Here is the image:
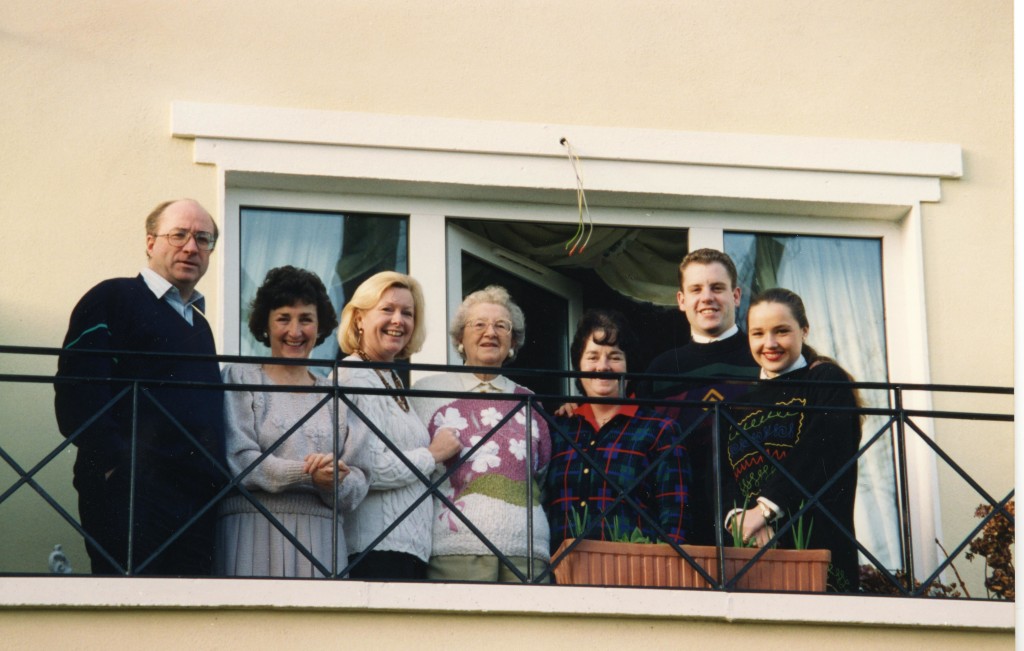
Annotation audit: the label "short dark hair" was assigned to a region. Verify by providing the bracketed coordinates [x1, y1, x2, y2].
[678, 248, 738, 290]
[569, 309, 638, 394]
[248, 266, 338, 347]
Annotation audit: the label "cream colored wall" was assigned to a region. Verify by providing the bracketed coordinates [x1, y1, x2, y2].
[0, 0, 1011, 609]
[0, 609, 1015, 650]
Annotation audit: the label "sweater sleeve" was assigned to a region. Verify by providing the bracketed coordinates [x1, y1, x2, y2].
[222, 365, 310, 493]
[322, 464, 369, 512]
[340, 368, 436, 491]
[314, 397, 370, 513]
[532, 402, 552, 477]
[54, 283, 129, 473]
[755, 364, 860, 517]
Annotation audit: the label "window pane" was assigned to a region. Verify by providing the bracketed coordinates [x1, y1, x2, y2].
[724, 232, 900, 569]
[461, 251, 571, 397]
[240, 208, 408, 372]
[448, 218, 689, 370]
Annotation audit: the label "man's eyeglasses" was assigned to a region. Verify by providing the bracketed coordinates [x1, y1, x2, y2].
[154, 229, 217, 251]
[465, 319, 513, 335]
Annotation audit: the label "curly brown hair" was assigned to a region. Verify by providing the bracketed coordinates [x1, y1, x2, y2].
[248, 266, 338, 347]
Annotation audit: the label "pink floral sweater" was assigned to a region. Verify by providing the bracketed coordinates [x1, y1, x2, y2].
[410, 372, 552, 560]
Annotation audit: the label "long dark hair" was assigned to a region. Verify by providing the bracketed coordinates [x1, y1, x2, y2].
[747, 288, 862, 408]
[748, 288, 823, 363]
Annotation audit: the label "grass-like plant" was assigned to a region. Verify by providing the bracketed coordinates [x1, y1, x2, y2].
[729, 502, 757, 548]
[603, 517, 653, 544]
[568, 503, 590, 540]
[603, 513, 624, 542]
[569, 508, 655, 544]
[791, 500, 814, 550]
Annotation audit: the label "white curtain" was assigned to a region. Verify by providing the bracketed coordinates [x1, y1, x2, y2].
[726, 232, 900, 569]
[239, 210, 347, 370]
[239, 209, 410, 375]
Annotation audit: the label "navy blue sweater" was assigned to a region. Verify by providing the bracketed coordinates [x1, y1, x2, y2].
[642, 332, 760, 545]
[54, 276, 225, 492]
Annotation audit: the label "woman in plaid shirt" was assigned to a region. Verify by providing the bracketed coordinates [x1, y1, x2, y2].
[545, 309, 692, 556]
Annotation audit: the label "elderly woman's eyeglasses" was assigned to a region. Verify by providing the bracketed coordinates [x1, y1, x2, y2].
[465, 319, 512, 335]
[154, 229, 217, 251]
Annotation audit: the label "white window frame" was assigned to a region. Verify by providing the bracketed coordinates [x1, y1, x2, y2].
[170, 101, 968, 610]
[444, 223, 583, 373]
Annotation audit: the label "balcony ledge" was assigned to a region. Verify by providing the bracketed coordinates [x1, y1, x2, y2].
[0, 577, 1011, 632]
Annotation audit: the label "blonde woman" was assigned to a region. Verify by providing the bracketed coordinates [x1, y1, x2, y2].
[337, 271, 461, 579]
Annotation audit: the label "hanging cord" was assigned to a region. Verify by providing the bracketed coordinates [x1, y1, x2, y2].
[560, 137, 593, 256]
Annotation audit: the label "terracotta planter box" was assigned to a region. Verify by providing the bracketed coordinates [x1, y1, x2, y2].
[721, 546, 831, 592]
[552, 539, 830, 592]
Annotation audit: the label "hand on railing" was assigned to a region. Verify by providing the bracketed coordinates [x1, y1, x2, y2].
[304, 453, 350, 489]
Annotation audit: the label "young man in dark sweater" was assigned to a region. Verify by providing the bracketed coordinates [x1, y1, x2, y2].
[645, 249, 759, 545]
[54, 198, 226, 575]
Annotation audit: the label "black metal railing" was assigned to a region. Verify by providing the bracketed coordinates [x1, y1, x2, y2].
[0, 344, 1013, 598]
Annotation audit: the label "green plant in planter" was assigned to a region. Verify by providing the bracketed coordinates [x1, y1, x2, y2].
[729, 502, 757, 548]
[603, 514, 626, 542]
[567, 507, 654, 544]
[604, 517, 653, 544]
[625, 528, 653, 544]
[791, 500, 815, 550]
[568, 503, 590, 540]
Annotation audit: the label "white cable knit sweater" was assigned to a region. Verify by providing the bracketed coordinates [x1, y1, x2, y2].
[337, 355, 437, 562]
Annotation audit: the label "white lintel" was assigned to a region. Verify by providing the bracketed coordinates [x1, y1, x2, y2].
[171, 101, 962, 179]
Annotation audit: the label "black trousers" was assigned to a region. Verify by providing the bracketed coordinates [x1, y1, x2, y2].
[347, 550, 427, 580]
[76, 466, 216, 576]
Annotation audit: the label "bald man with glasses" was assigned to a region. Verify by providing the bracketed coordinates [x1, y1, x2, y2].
[55, 199, 227, 575]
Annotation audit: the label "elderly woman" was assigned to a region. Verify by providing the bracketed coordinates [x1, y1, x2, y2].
[336, 271, 462, 580]
[217, 266, 368, 577]
[410, 285, 552, 582]
[546, 309, 691, 557]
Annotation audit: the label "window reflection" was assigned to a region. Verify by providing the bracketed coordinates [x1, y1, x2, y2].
[240, 208, 408, 372]
[725, 232, 900, 570]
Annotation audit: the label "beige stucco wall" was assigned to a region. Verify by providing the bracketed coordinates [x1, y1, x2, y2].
[0, 608, 1015, 651]
[0, 0, 1012, 638]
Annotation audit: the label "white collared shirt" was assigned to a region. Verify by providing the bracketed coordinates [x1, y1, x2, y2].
[690, 323, 739, 344]
[140, 267, 205, 326]
[760, 354, 808, 380]
[453, 370, 515, 394]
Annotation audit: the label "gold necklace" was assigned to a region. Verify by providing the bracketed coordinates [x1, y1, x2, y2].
[357, 350, 410, 412]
